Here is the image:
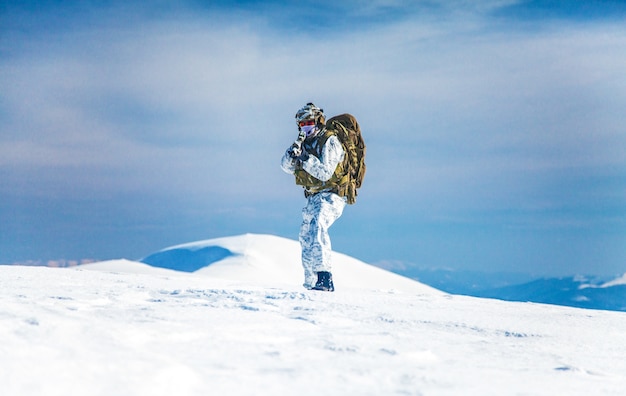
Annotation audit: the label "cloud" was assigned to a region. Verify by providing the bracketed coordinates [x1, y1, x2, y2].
[3, 6, 625, 198]
[1, 2, 625, 273]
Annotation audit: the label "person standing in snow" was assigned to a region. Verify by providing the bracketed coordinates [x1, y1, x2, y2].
[281, 103, 347, 292]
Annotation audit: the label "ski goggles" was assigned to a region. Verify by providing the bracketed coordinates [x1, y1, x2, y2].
[298, 120, 315, 127]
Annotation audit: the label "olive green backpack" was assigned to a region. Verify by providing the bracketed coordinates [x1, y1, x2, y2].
[326, 114, 366, 204]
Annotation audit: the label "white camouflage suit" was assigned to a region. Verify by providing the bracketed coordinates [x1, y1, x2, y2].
[281, 132, 347, 289]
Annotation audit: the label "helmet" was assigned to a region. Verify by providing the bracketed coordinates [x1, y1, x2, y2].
[295, 102, 325, 126]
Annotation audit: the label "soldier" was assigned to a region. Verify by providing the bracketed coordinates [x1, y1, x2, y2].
[281, 103, 347, 291]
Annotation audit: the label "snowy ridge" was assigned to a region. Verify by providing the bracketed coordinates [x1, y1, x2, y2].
[90, 234, 439, 294]
[600, 273, 626, 288]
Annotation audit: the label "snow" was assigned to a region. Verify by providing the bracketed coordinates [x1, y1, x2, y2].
[137, 233, 439, 294]
[2, 234, 626, 395]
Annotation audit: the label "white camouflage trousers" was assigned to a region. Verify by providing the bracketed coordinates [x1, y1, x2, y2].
[299, 191, 347, 289]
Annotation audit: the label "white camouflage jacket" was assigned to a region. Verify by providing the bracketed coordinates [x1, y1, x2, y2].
[281, 133, 345, 186]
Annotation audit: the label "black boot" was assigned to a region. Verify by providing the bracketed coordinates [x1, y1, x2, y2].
[312, 271, 334, 292]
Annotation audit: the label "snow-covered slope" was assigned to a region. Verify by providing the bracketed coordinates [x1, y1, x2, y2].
[103, 233, 439, 294]
[84, 258, 183, 276]
[2, 264, 626, 396]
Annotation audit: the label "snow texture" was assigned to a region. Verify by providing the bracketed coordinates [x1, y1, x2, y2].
[2, 234, 626, 396]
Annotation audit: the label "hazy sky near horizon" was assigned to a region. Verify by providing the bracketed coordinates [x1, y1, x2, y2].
[1, 0, 625, 276]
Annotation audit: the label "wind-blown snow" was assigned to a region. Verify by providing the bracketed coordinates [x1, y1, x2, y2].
[2, 234, 626, 395]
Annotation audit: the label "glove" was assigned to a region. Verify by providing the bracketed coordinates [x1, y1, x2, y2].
[288, 144, 302, 159]
[296, 149, 309, 162]
[287, 145, 309, 165]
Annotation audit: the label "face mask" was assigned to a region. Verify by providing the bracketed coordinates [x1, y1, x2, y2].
[301, 124, 317, 137]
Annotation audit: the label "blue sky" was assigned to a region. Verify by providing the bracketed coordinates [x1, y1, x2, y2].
[1, 0, 625, 276]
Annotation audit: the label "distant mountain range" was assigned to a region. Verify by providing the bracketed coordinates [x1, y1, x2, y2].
[395, 268, 626, 312]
